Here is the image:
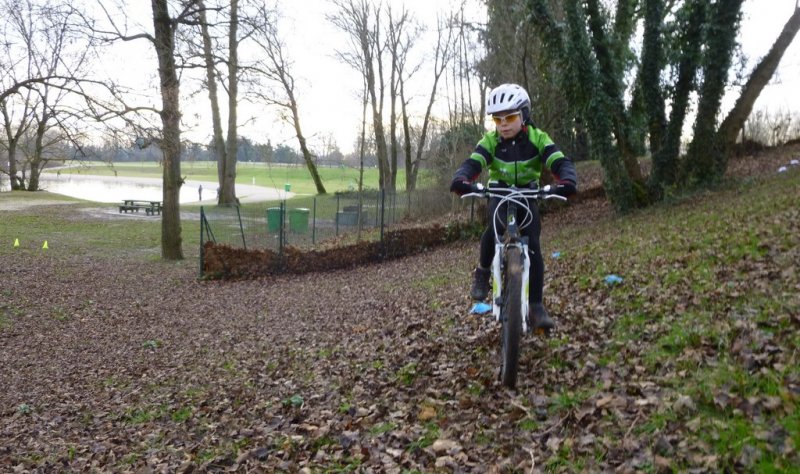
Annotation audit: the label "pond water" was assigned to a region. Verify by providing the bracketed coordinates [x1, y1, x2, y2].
[0, 173, 210, 204]
[0, 173, 286, 204]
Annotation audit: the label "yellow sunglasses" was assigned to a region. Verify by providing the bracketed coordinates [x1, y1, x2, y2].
[491, 111, 522, 125]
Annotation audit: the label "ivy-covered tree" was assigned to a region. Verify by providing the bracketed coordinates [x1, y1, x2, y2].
[646, 0, 708, 194]
[683, 0, 745, 185]
[528, 0, 637, 210]
[516, 0, 793, 209]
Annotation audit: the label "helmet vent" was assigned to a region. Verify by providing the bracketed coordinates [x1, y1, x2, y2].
[500, 93, 505, 102]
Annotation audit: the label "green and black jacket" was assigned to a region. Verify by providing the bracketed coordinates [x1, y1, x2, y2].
[452, 125, 577, 188]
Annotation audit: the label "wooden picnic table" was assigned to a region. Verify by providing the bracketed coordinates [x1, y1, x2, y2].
[119, 200, 162, 215]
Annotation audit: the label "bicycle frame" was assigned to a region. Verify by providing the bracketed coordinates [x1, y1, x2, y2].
[462, 184, 566, 387]
[464, 185, 566, 332]
[489, 188, 534, 333]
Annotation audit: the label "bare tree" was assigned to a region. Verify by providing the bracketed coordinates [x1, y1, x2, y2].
[91, 0, 206, 259]
[329, 0, 391, 191]
[0, 85, 34, 191]
[148, 0, 195, 259]
[245, 3, 326, 194]
[717, 2, 800, 151]
[385, 4, 414, 191]
[448, 5, 485, 131]
[196, 0, 230, 203]
[0, 0, 104, 191]
[401, 13, 455, 191]
[193, 0, 243, 205]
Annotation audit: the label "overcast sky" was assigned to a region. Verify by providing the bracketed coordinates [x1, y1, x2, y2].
[103, 0, 800, 155]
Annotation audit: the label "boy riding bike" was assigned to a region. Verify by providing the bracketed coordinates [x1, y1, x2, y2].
[450, 83, 577, 331]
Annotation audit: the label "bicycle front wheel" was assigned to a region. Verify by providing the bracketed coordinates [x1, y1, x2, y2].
[500, 246, 523, 389]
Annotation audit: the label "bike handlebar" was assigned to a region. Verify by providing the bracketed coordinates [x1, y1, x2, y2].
[461, 184, 567, 241]
[460, 184, 568, 202]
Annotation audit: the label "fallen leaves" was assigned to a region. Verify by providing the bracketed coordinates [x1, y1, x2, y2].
[2, 146, 800, 471]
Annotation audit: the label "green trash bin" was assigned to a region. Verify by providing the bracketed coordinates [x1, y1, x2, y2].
[267, 207, 283, 233]
[289, 208, 310, 233]
[284, 183, 291, 192]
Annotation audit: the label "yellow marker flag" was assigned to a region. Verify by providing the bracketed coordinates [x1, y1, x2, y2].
[14, 238, 20, 248]
[42, 240, 48, 250]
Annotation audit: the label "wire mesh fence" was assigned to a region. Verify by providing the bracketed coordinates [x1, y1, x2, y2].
[200, 188, 480, 256]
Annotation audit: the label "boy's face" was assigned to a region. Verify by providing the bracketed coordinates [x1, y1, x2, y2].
[492, 110, 523, 139]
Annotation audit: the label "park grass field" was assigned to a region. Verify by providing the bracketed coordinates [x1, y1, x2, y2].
[47, 160, 432, 195]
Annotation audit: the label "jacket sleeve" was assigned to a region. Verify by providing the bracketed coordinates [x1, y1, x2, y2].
[530, 127, 577, 186]
[550, 155, 577, 186]
[452, 156, 483, 184]
[452, 133, 495, 184]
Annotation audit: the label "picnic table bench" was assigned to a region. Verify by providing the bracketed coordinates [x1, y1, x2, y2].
[119, 200, 163, 216]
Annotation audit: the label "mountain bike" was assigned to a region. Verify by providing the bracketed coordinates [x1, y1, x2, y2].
[462, 184, 567, 388]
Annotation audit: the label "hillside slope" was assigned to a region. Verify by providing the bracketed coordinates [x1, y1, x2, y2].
[1, 148, 798, 472]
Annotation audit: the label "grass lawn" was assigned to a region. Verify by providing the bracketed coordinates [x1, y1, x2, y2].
[47, 161, 442, 195]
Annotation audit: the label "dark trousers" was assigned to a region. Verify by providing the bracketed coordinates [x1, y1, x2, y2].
[478, 197, 544, 304]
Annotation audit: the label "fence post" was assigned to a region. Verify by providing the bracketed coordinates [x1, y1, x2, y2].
[199, 206, 205, 278]
[380, 188, 386, 258]
[312, 197, 317, 245]
[236, 205, 246, 250]
[335, 194, 340, 236]
[391, 191, 397, 224]
[375, 190, 380, 227]
[279, 201, 285, 255]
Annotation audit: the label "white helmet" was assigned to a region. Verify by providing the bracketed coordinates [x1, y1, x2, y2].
[486, 83, 530, 115]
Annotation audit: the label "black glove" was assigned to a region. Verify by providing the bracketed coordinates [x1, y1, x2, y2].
[450, 179, 474, 196]
[554, 181, 577, 198]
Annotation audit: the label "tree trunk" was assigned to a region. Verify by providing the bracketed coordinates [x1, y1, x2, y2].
[26, 114, 47, 192]
[357, 83, 368, 241]
[399, 76, 412, 190]
[222, 0, 239, 205]
[4, 137, 22, 191]
[2, 103, 24, 190]
[649, 0, 706, 191]
[288, 92, 326, 194]
[198, 0, 227, 202]
[684, 0, 744, 185]
[564, 0, 636, 211]
[585, 0, 645, 186]
[389, 47, 399, 192]
[151, 0, 183, 260]
[368, 76, 390, 191]
[717, 5, 800, 150]
[640, 0, 667, 156]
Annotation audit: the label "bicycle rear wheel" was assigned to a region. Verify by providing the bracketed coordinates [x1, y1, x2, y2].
[500, 246, 523, 388]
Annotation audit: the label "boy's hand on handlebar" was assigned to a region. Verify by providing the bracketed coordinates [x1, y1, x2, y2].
[450, 179, 475, 196]
[554, 181, 577, 198]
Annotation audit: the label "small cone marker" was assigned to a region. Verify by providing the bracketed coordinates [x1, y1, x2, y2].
[13, 238, 20, 248]
[42, 240, 49, 250]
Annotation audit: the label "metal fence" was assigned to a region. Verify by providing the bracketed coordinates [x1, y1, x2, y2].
[200, 188, 479, 255]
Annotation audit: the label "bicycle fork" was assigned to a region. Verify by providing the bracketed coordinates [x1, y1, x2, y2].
[491, 241, 531, 332]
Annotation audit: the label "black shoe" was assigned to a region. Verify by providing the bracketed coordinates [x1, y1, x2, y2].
[531, 303, 554, 331]
[470, 267, 491, 301]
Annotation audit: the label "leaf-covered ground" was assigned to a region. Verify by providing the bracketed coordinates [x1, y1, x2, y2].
[1, 147, 799, 473]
